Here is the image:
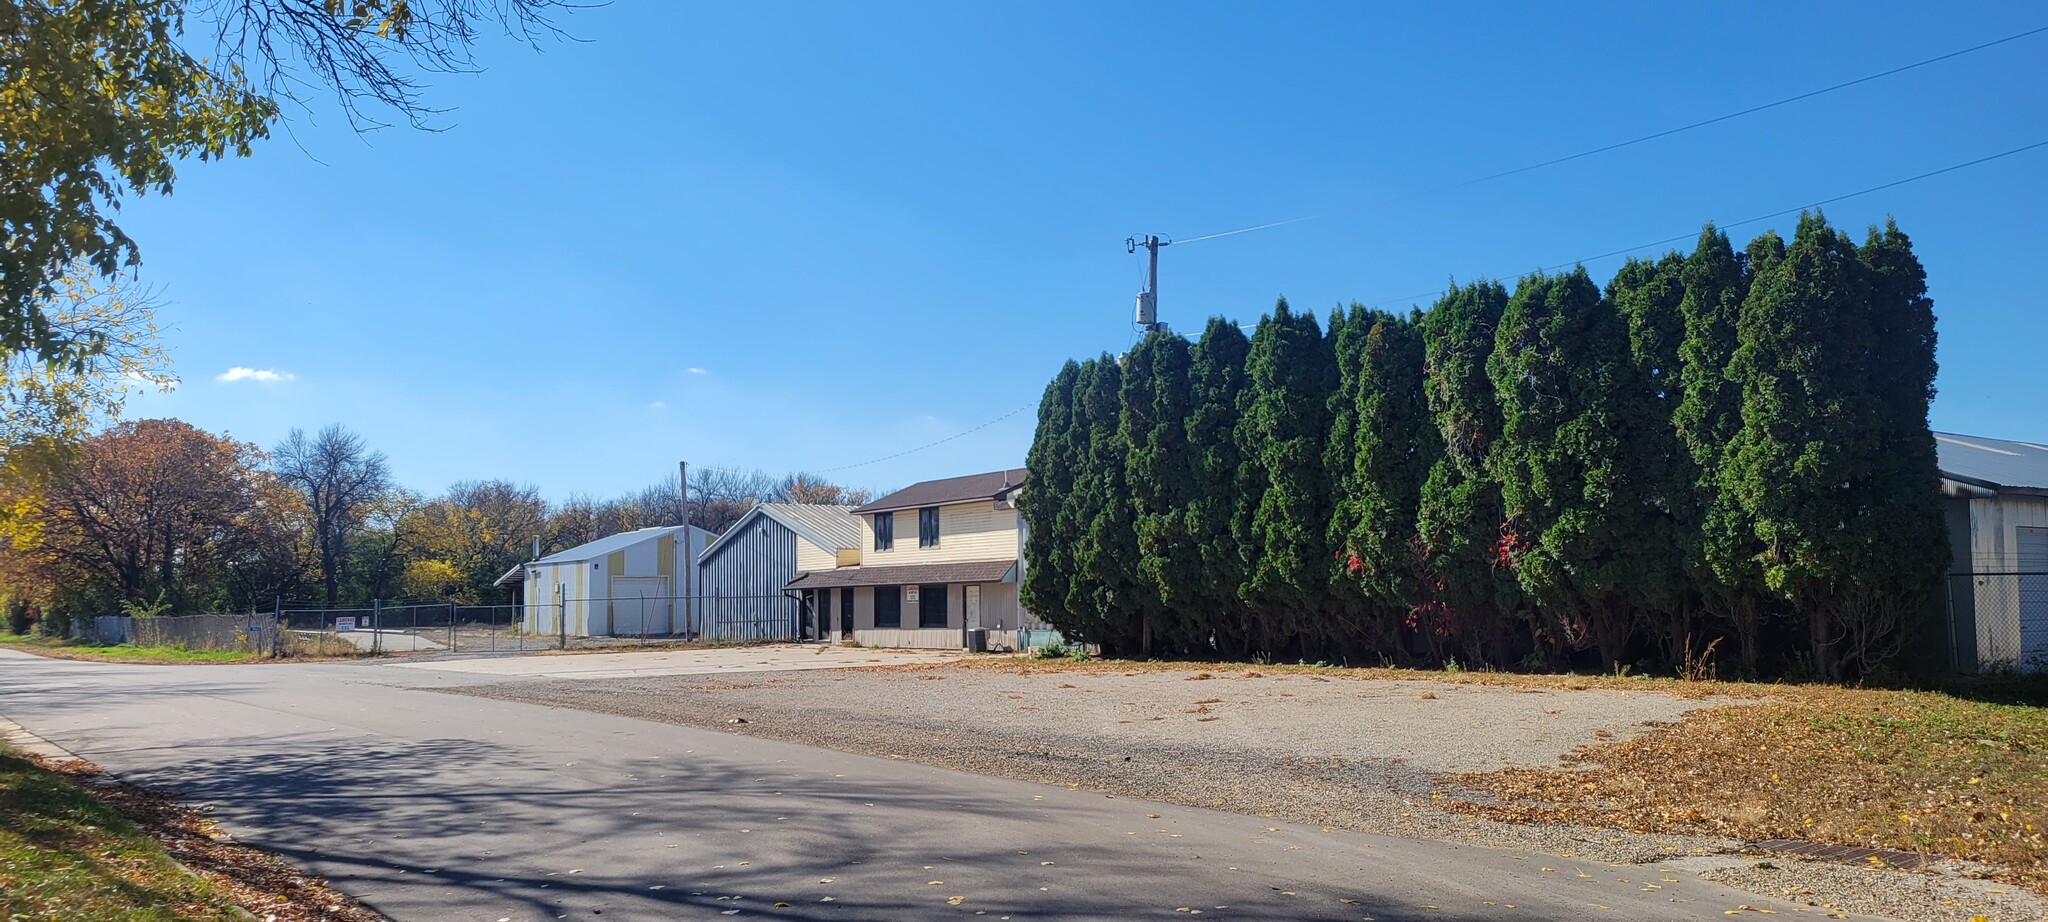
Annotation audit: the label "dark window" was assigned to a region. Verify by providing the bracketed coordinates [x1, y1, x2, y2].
[839, 587, 854, 636]
[918, 584, 948, 629]
[874, 512, 894, 551]
[918, 507, 940, 548]
[874, 586, 901, 628]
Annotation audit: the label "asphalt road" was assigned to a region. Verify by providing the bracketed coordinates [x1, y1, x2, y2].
[0, 649, 1879, 921]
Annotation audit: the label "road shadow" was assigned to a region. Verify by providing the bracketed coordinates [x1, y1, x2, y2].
[146, 735, 1435, 921]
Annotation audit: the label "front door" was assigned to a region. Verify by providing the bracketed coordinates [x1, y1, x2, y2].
[840, 587, 855, 639]
[816, 587, 832, 643]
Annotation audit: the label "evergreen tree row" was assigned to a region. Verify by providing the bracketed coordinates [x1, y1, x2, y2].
[1019, 213, 1947, 680]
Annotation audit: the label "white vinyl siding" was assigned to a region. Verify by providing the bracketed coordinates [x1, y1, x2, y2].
[861, 501, 1017, 566]
[795, 542, 839, 574]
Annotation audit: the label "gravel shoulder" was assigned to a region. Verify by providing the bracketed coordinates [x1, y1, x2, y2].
[446, 662, 2048, 922]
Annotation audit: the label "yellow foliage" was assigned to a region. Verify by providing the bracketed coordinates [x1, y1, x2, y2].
[1, 266, 175, 447]
[399, 559, 464, 600]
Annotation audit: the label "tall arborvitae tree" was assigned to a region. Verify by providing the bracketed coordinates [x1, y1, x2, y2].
[1673, 225, 1764, 674]
[1489, 268, 1663, 668]
[1702, 231, 1788, 674]
[1323, 305, 1375, 646]
[1120, 331, 1201, 656]
[1722, 213, 1879, 681]
[1607, 253, 1695, 666]
[1068, 355, 1142, 653]
[1185, 317, 1253, 656]
[1416, 281, 1520, 666]
[1020, 361, 1083, 626]
[1332, 308, 1435, 657]
[1237, 299, 1337, 658]
[1847, 219, 1947, 674]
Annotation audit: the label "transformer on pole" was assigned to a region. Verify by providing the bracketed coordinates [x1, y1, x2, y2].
[1127, 234, 1170, 334]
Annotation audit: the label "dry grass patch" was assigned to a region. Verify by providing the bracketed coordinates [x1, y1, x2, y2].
[0, 744, 244, 921]
[8, 748, 385, 921]
[0, 631, 362, 664]
[1436, 685, 2048, 891]
[934, 652, 1752, 698]
[1, 741, 383, 920]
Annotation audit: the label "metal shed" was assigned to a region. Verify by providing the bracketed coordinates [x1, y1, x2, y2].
[1937, 430, 2048, 672]
[695, 504, 860, 642]
[521, 525, 713, 638]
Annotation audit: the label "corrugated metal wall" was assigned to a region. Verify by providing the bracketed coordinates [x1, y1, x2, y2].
[696, 514, 800, 641]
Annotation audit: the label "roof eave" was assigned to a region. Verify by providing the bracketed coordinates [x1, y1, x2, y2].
[853, 494, 1007, 516]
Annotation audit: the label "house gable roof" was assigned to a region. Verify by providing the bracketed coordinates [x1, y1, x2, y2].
[697, 503, 860, 563]
[1936, 431, 2048, 493]
[853, 468, 1027, 515]
[530, 525, 712, 566]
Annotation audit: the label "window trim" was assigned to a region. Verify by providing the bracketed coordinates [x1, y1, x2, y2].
[873, 511, 894, 552]
[918, 506, 940, 548]
[874, 585, 902, 629]
[917, 584, 948, 629]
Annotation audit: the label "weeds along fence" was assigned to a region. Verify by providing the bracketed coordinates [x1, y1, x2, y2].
[1946, 573, 2048, 674]
[63, 593, 820, 656]
[72, 613, 280, 654]
[270, 593, 808, 652]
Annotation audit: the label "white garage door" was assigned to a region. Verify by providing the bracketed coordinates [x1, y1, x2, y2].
[610, 576, 669, 637]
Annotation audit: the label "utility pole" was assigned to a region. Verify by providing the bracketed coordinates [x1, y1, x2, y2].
[1127, 234, 1171, 334]
[679, 460, 693, 638]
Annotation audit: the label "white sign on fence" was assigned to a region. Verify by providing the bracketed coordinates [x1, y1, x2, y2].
[335, 616, 357, 633]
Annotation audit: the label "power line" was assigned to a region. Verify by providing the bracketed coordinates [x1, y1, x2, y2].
[808, 401, 1039, 474]
[1173, 216, 1317, 245]
[712, 139, 2045, 478]
[1360, 138, 2048, 307]
[1170, 24, 2048, 247]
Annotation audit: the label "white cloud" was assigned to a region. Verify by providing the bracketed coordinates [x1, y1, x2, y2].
[216, 366, 296, 384]
[124, 370, 178, 392]
[687, 367, 710, 376]
[648, 400, 667, 411]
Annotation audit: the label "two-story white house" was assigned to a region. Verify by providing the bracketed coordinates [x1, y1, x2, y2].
[785, 468, 1042, 650]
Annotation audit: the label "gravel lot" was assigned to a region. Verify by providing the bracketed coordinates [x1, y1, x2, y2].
[450, 662, 2048, 922]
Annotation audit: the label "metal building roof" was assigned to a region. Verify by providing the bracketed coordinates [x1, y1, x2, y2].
[1936, 431, 2048, 493]
[854, 469, 1027, 515]
[698, 503, 861, 563]
[530, 525, 712, 565]
[785, 559, 1016, 590]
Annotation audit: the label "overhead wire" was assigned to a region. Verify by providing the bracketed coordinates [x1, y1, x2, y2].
[704, 138, 2046, 478]
[727, 30, 2048, 479]
[1359, 138, 2048, 307]
[806, 401, 1039, 475]
[1166, 24, 2048, 247]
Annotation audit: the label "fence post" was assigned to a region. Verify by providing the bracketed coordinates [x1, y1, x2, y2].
[1945, 576, 1959, 674]
[557, 583, 567, 651]
[271, 594, 282, 659]
[372, 598, 383, 655]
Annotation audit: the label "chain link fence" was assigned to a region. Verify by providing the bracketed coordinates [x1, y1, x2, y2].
[57, 593, 817, 656]
[1945, 573, 2048, 673]
[70, 612, 280, 654]
[280, 601, 559, 653]
[530, 594, 802, 649]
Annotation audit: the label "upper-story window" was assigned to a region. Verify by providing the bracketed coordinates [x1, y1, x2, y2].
[873, 511, 894, 551]
[918, 507, 940, 548]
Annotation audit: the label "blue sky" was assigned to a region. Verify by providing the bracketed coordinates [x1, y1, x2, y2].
[116, 2, 2048, 499]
